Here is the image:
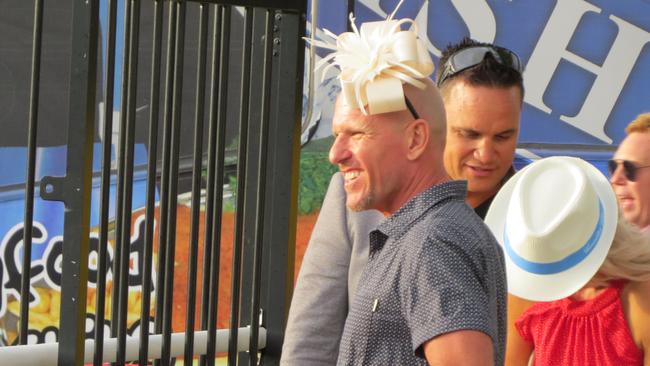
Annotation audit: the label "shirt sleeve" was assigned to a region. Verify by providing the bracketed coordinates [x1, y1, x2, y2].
[405, 235, 494, 355]
[280, 173, 354, 366]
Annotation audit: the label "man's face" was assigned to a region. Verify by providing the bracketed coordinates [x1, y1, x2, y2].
[443, 82, 521, 206]
[610, 132, 650, 228]
[329, 98, 409, 213]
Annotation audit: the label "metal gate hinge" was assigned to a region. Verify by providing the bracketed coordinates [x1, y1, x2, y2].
[40, 176, 68, 202]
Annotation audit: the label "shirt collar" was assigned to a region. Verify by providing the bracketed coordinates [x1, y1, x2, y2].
[375, 180, 468, 242]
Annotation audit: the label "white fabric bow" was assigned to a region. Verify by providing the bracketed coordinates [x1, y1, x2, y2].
[306, 6, 434, 115]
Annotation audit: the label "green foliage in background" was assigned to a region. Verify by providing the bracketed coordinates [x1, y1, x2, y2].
[223, 174, 238, 212]
[297, 151, 338, 214]
[224, 136, 337, 215]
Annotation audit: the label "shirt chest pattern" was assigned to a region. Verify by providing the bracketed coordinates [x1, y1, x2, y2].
[339, 227, 429, 365]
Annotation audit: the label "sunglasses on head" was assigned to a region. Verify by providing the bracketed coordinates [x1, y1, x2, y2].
[437, 45, 523, 87]
[404, 97, 419, 120]
[607, 159, 650, 181]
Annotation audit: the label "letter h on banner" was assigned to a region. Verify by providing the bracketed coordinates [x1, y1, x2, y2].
[524, 0, 650, 144]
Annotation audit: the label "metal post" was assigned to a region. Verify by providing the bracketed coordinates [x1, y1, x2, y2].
[347, 0, 354, 31]
[184, 3, 210, 365]
[139, 1, 165, 365]
[235, 6, 263, 364]
[20, 0, 44, 345]
[39, 0, 99, 364]
[154, 2, 179, 365]
[248, 9, 274, 365]
[228, 7, 254, 365]
[115, 0, 141, 363]
[200, 6, 230, 366]
[161, 2, 186, 364]
[258, 8, 305, 365]
[93, 0, 117, 363]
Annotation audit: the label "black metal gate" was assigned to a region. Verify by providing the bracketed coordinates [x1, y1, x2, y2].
[0, 0, 305, 365]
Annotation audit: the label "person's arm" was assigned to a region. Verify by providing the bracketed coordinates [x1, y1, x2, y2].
[625, 281, 650, 366]
[281, 173, 382, 365]
[423, 296, 535, 366]
[281, 173, 351, 366]
[423, 330, 493, 365]
[406, 228, 504, 365]
[506, 294, 535, 366]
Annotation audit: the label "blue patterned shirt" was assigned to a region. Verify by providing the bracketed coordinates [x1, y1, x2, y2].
[336, 181, 507, 365]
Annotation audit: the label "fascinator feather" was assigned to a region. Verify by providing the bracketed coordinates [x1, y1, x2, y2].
[306, 0, 434, 115]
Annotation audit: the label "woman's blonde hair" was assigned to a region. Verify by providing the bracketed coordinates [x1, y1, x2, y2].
[588, 217, 650, 287]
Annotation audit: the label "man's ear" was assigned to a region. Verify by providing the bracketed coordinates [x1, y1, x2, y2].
[406, 119, 430, 161]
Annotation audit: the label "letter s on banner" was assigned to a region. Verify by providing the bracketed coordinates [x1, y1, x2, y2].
[451, 0, 496, 43]
[358, 0, 496, 57]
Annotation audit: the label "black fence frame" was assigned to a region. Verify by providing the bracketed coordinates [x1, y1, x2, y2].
[13, 0, 305, 365]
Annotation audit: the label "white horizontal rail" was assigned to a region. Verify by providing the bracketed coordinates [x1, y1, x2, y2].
[0, 327, 266, 366]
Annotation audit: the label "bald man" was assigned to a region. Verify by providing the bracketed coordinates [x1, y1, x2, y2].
[327, 77, 506, 365]
[282, 38, 521, 366]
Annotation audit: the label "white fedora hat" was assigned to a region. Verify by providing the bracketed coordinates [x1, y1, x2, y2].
[485, 156, 618, 302]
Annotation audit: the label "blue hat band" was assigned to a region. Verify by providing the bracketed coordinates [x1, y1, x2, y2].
[503, 200, 604, 275]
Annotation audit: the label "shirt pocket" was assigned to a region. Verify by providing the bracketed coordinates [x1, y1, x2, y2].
[364, 298, 416, 365]
[369, 297, 402, 333]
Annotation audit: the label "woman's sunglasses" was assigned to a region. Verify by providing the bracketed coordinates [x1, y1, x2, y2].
[607, 159, 650, 181]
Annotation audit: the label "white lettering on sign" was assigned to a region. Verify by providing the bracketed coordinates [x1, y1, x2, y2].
[450, 0, 496, 43]
[524, 0, 650, 143]
[358, 0, 497, 57]
[0, 215, 155, 319]
[348, 0, 650, 143]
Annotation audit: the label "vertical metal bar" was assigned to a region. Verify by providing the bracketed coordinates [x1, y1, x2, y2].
[139, 0, 164, 364]
[198, 5, 222, 365]
[19, 0, 43, 345]
[115, 0, 140, 364]
[200, 6, 230, 366]
[228, 7, 254, 366]
[154, 3, 178, 365]
[237, 8, 265, 364]
[53, 0, 99, 364]
[237, 8, 269, 364]
[183, 3, 209, 365]
[110, 0, 133, 347]
[161, 2, 186, 364]
[346, 0, 354, 31]
[256, 9, 305, 365]
[248, 9, 274, 363]
[93, 0, 118, 363]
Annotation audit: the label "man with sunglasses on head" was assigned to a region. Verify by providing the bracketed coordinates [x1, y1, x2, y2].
[281, 37, 523, 366]
[437, 38, 522, 217]
[609, 113, 650, 231]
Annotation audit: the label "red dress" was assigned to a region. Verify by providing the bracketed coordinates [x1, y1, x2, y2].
[515, 281, 643, 365]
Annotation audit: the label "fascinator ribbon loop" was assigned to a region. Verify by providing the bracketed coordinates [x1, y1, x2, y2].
[306, 9, 434, 115]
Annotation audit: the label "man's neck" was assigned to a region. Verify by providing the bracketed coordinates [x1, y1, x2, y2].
[466, 190, 496, 209]
[381, 168, 451, 216]
[466, 166, 516, 208]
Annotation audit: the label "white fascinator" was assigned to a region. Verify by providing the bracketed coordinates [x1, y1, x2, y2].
[306, 0, 434, 115]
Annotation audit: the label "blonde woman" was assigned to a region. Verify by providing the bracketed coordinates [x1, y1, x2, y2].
[508, 219, 650, 365]
[485, 156, 650, 365]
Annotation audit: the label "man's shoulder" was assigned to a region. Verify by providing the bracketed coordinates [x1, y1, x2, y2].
[428, 198, 489, 234]
[419, 200, 502, 255]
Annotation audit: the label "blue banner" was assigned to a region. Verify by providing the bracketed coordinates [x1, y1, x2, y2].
[301, 0, 650, 170]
